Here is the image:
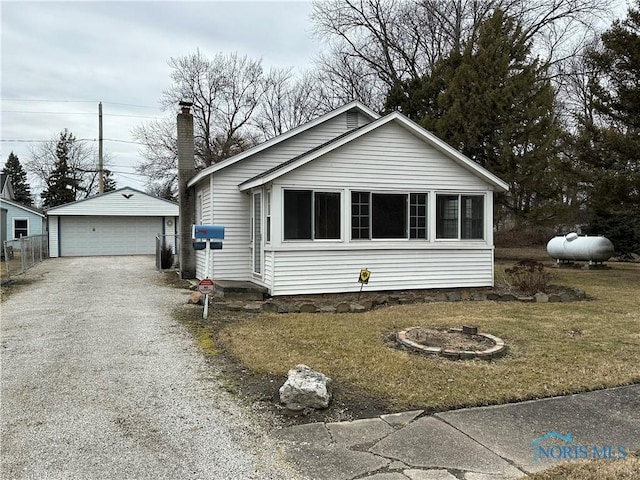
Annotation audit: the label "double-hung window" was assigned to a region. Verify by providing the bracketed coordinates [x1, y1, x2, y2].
[284, 190, 341, 240]
[436, 194, 484, 240]
[351, 192, 427, 240]
[13, 219, 28, 239]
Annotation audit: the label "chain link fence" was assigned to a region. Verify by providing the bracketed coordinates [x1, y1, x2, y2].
[1, 235, 49, 282]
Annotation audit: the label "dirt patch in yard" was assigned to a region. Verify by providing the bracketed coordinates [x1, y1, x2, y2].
[171, 301, 394, 427]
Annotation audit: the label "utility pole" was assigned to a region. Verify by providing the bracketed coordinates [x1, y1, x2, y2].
[98, 101, 104, 194]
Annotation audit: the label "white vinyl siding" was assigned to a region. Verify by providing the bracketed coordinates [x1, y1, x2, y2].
[46, 188, 178, 217]
[194, 112, 365, 280]
[49, 216, 59, 257]
[276, 122, 488, 191]
[269, 248, 494, 296]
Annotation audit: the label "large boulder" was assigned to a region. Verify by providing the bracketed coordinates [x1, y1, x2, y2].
[279, 364, 332, 411]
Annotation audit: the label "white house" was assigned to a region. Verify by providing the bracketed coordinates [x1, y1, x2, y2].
[185, 102, 509, 296]
[47, 187, 178, 257]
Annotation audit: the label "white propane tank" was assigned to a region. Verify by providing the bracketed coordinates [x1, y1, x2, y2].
[546, 233, 615, 263]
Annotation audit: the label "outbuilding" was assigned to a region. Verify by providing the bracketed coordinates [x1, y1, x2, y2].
[47, 187, 178, 257]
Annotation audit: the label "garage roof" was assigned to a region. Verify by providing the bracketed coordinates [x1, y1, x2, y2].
[46, 187, 178, 216]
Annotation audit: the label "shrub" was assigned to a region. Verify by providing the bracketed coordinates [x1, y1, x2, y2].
[504, 259, 550, 294]
[160, 244, 174, 269]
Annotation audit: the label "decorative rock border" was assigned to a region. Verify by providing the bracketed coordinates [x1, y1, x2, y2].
[396, 326, 507, 360]
[205, 285, 586, 314]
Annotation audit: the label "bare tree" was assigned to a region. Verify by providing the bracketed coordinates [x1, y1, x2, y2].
[133, 117, 178, 197]
[25, 129, 107, 200]
[311, 0, 616, 109]
[254, 68, 328, 138]
[162, 50, 264, 165]
[134, 51, 270, 194]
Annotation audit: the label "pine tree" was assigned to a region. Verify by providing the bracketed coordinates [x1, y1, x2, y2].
[103, 169, 117, 193]
[385, 9, 567, 228]
[3, 152, 32, 206]
[41, 130, 80, 208]
[581, 2, 640, 255]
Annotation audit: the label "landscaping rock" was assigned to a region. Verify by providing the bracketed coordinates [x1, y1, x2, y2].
[446, 291, 462, 302]
[560, 292, 573, 302]
[243, 303, 262, 313]
[360, 299, 375, 311]
[548, 294, 562, 302]
[300, 303, 319, 313]
[534, 293, 549, 303]
[350, 303, 366, 313]
[226, 302, 245, 311]
[262, 301, 279, 313]
[320, 306, 337, 314]
[517, 296, 535, 303]
[188, 291, 202, 305]
[336, 302, 351, 313]
[486, 293, 500, 301]
[279, 364, 332, 411]
[499, 293, 517, 302]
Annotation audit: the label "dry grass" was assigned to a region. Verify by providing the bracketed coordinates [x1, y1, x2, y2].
[217, 259, 640, 411]
[529, 453, 640, 480]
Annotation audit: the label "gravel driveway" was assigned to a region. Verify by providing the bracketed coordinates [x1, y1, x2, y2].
[1, 256, 301, 480]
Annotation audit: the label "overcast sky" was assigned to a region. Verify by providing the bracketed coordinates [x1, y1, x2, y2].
[1, 0, 320, 193]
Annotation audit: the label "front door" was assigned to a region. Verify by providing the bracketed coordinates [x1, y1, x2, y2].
[252, 192, 262, 276]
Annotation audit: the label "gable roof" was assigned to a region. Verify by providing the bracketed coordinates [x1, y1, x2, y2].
[0, 172, 15, 200]
[46, 186, 178, 216]
[0, 198, 45, 217]
[187, 101, 379, 187]
[239, 111, 510, 192]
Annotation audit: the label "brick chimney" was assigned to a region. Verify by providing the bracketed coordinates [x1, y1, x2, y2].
[177, 101, 196, 279]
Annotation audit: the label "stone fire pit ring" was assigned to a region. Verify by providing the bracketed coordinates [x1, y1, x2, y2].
[396, 326, 507, 360]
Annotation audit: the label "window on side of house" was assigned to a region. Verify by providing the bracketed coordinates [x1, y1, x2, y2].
[13, 219, 28, 238]
[351, 191, 427, 240]
[265, 190, 271, 243]
[284, 190, 341, 240]
[436, 194, 484, 240]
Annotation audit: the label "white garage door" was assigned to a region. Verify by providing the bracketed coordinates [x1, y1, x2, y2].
[60, 216, 163, 256]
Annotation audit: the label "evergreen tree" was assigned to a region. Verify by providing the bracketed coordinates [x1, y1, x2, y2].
[581, 2, 640, 255]
[385, 9, 567, 228]
[41, 130, 80, 208]
[103, 169, 117, 193]
[3, 152, 32, 206]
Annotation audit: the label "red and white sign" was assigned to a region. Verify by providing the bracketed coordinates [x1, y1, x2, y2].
[198, 278, 215, 295]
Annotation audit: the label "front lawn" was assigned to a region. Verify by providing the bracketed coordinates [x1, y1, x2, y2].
[216, 257, 640, 412]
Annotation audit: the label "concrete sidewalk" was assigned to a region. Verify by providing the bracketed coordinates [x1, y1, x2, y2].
[276, 384, 640, 480]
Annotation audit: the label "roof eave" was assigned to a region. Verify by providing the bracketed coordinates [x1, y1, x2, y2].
[187, 101, 380, 188]
[240, 112, 510, 193]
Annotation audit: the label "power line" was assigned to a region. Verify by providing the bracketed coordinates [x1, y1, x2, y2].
[1, 110, 160, 119]
[1, 138, 146, 145]
[2, 98, 159, 110]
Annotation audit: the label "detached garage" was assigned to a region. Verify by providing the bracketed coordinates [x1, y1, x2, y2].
[47, 187, 178, 257]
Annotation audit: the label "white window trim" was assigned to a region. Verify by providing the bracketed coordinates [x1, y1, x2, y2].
[349, 190, 429, 241]
[434, 192, 487, 241]
[282, 188, 344, 242]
